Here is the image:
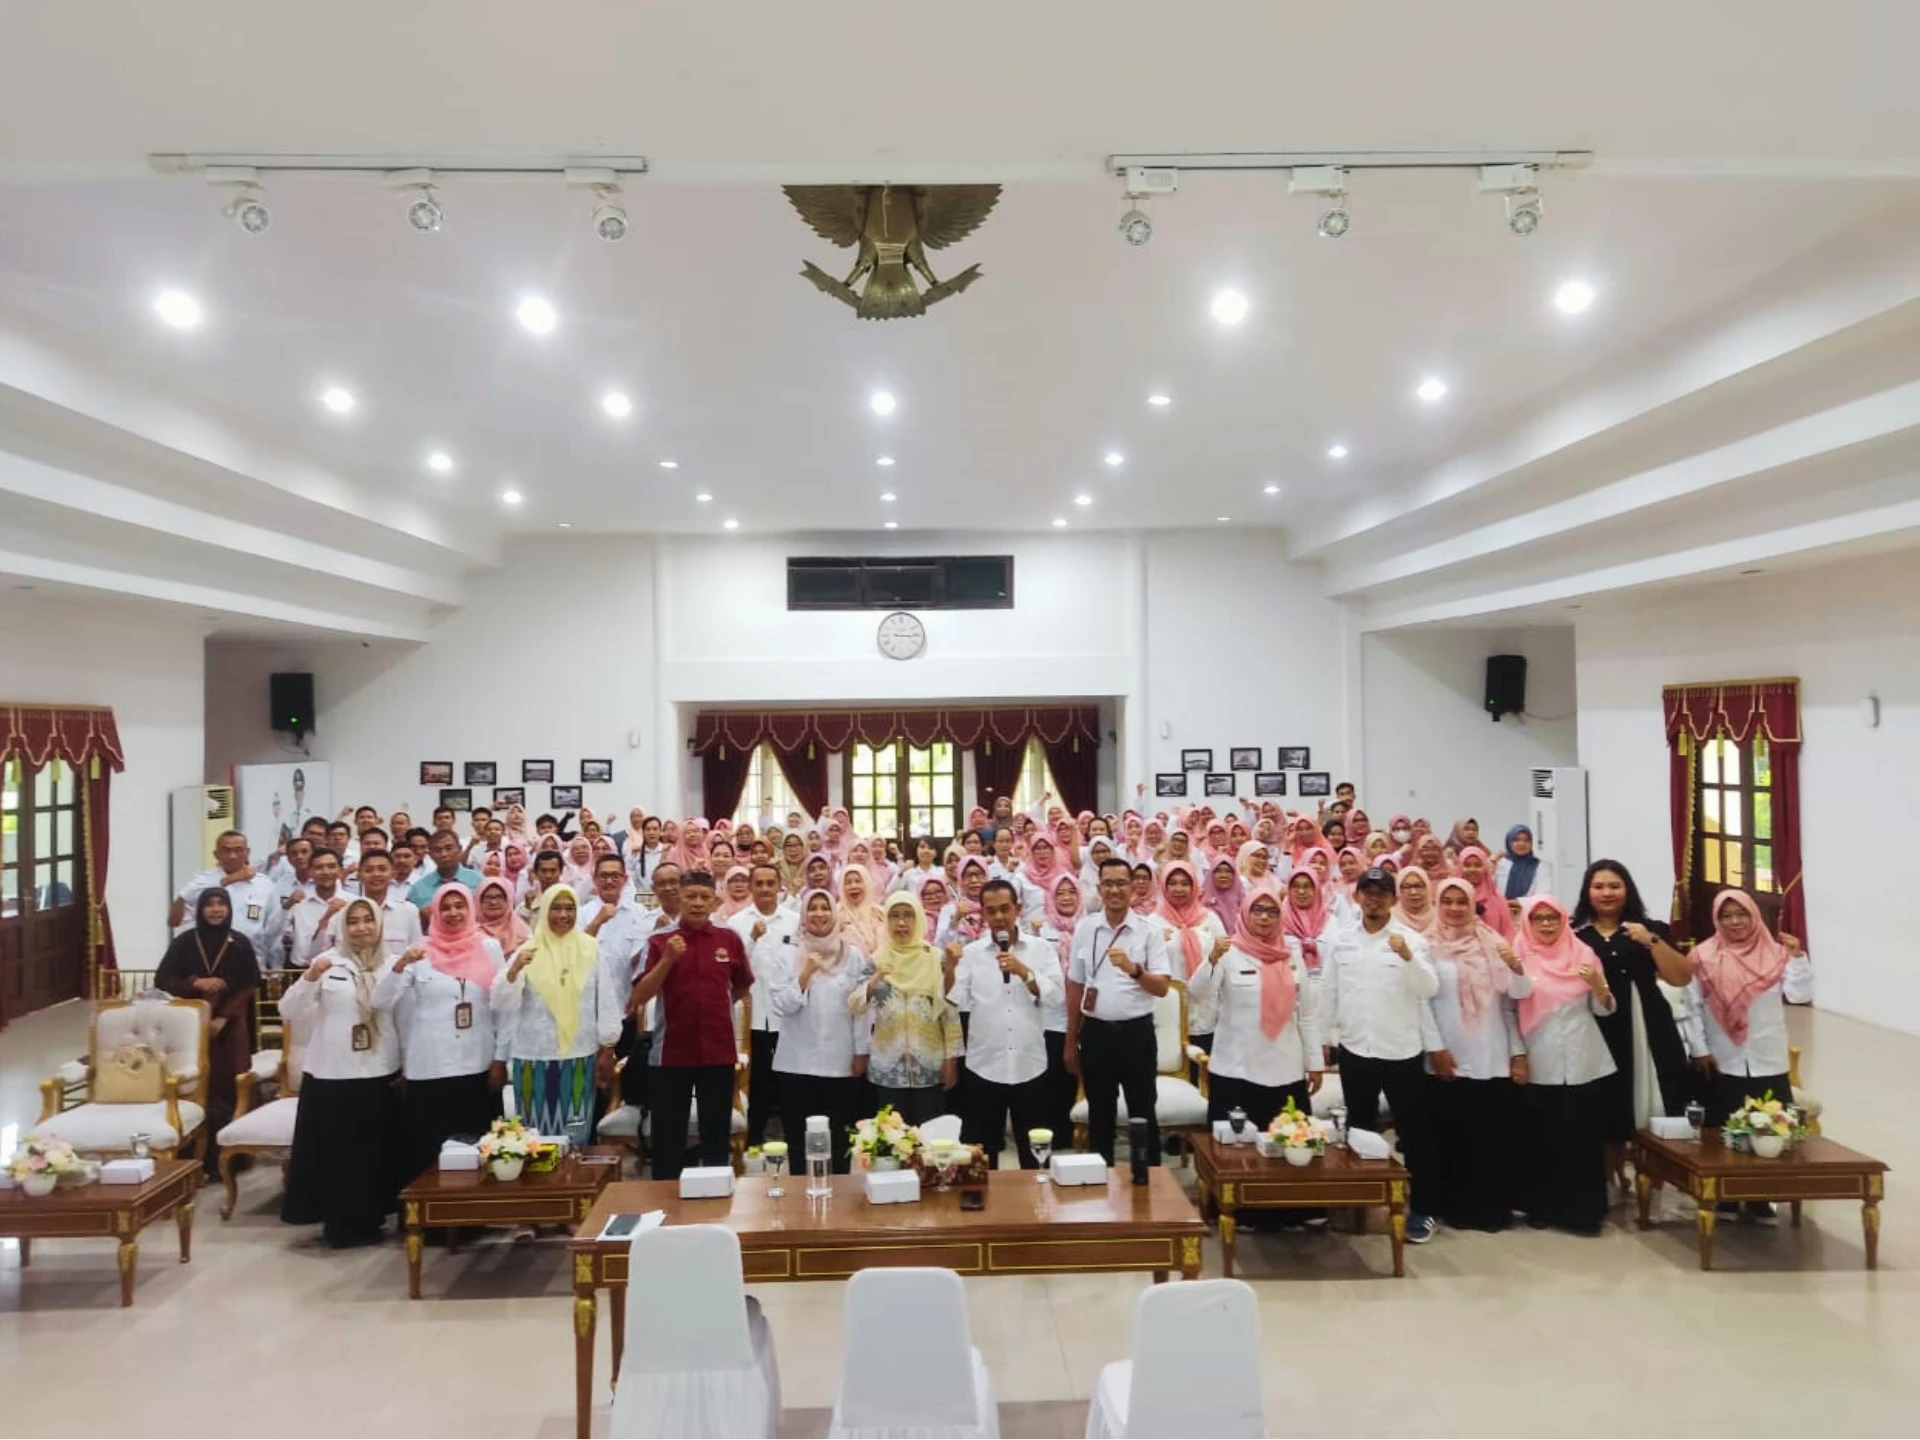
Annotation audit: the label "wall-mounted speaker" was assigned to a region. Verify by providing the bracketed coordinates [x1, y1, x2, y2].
[1485, 654, 1526, 723]
[270, 672, 315, 738]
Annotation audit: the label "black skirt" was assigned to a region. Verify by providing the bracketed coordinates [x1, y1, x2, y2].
[399, 1071, 498, 1188]
[1428, 1076, 1519, 1232]
[1519, 1080, 1610, 1231]
[282, 1072, 401, 1248]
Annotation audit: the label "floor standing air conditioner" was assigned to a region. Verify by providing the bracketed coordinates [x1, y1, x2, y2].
[170, 784, 235, 897]
[1528, 767, 1589, 902]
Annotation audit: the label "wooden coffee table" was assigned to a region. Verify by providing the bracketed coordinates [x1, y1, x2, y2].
[567, 1167, 1206, 1438]
[1191, 1134, 1410, 1278]
[399, 1146, 624, 1298]
[0, 1159, 199, 1306]
[1632, 1128, 1889, 1270]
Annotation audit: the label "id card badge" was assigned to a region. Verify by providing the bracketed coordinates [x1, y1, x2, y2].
[454, 1002, 474, 1031]
[351, 1023, 372, 1052]
[247, 903, 263, 923]
[1080, 986, 1100, 1017]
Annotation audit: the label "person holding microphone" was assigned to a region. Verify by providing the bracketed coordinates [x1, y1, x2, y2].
[950, 879, 1062, 1168]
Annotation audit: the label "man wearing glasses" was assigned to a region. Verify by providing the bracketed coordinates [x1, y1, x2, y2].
[1065, 857, 1173, 1166]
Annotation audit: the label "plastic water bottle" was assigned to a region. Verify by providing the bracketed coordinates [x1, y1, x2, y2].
[805, 1115, 833, 1198]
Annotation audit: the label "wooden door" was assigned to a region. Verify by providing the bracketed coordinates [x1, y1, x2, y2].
[0, 756, 87, 1017]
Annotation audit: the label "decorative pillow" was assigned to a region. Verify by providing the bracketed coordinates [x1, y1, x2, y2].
[92, 1042, 167, 1103]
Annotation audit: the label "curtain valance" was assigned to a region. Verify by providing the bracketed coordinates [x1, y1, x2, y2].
[0, 704, 125, 772]
[691, 706, 1100, 759]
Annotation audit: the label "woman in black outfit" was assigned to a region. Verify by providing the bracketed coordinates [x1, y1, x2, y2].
[1568, 860, 1697, 1183]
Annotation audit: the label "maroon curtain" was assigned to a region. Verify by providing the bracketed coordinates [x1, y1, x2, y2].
[693, 705, 1099, 756]
[701, 747, 754, 825]
[1041, 732, 1098, 818]
[1665, 728, 1695, 943]
[973, 739, 1025, 815]
[83, 757, 116, 995]
[771, 742, 830, 822]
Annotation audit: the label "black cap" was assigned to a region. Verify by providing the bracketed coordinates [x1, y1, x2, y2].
[1355, 866, 1397, 895]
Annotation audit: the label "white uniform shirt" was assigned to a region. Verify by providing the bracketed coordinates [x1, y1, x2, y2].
[490, 937, 625, 1062]
[948, 935, 1061, 1085]
[289, 890, 351, 965]
[1423, 957, 1531, 1080]
[1066, 912, 1173, 1023]
[1031, 927, 1074, 1033]
[764, 936, 873, 1077]
[374, 942, 510, 1080]
[1521, 990, 1619, 1087]
[1320, 920, 1439, 1061]
[1682, 974, 1791, 1079]
[309, 891, 423, 960]
[729, 905, 801, 1033]
[581, 897, 654, 988]
[178, 870, 283, 960]
[624, 843, 665, 898]
[278, 957, 400, 1080]
[1157, 910, 1228, 1036]
[1189, 940, 1323, 1089]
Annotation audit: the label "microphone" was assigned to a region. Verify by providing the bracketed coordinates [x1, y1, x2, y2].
[994, 927, 1014, 983]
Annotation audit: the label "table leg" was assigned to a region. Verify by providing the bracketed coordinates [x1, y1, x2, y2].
[405, 1227, 424, 1300]
[177, 1199, 195, 1263]
[1863, 1200, 1880, 1270]
[1389, 1205, 1407, 1279]
[574, 1287, 597, 1439]
[1152, 1270, 1167, 1284]
[1634, 1171, 1653, 1230]
[610, 1282, 626, 1389]
[1790, 1199, 1803, 1229]
[1219, 1210, 1236, 1278]
[218, 1152, 240, 1220]
[18, 1237, 29, 1268]
[1695, 1205, 1716, 1271]
[117, 1239, 138, 1307]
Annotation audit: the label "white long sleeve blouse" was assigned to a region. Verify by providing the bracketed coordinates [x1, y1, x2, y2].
[1188, 940, 1323, 1089]
[278, 957, 400, 1080]
[373, 942, 510, 1081]
[489, 938, 625, 1062]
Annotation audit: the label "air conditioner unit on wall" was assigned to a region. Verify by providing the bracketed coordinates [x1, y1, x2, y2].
[1528, 766, 1588, 902]
[170, 784, 233, 897]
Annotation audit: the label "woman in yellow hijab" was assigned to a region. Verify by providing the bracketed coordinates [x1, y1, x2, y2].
[853, 893, 962, 1124]
[492, 885, 623, 1145]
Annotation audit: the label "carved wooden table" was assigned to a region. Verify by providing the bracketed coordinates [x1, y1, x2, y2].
[1192, 1134, 1410, 1278]
[399, 1147, 623, 1298]
[0, 1159, 198, 1306]
[566, 1168, 1206, 1438]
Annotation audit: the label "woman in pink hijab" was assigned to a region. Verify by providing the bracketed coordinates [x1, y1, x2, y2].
[1285, 816, 1322, 867]
[715, 864, 754, 921]
[1155, 859, 1227, 1060]
[559, 835, 597, 895]
[1236, 839, 1273, 885]
[1686, 889, 1802, 1126]
[1202, 856, 1247, 936]
[1281, 869, 1331, 973]
[836, 863, 885, 954]
[1021, 834, 1065, 915]
[1411, 832, 1451, 878]
[1456, 847, 1514, 939]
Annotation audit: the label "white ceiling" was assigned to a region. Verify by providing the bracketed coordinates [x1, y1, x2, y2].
[1, 0, 1918, 636]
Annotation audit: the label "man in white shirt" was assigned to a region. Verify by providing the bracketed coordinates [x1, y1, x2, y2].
[271, 838, 315, 908]
[582, 854, 652, 992]
[288, 846, 350, 966]
[951, 879, 1061, 1168]
[728, 862, 800, 1147]
[1321, 867, 1442, 1243]
[1065, 857, 1174, 1166]
[310, 847, 422, 957]
[173, 829, 283, 959]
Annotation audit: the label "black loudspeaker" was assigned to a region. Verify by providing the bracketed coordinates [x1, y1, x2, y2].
[1485, 654, 1526, 723]
[270, 672, 315, 736]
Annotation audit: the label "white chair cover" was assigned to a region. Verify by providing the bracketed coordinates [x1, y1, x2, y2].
[1085, 1279, 1263, 1439]
[830, 1268, 999, 1438]
[609, 1224, 781, 1439]
[919, 1113, 965, 1145]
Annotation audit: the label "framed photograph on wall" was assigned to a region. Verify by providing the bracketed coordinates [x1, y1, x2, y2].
[1254, 772, 1287, 797]
[439, 787, 473, 812]
[1155, 773, 1188, 799]
[1203, 772, 1235, 797]
[522, 759, 554, 784]
[464, 761, 497, 787]
[580, 759, 613, 784]
[1180, 748, 1213, 772]
[1229, 747, 1261, 771]
[491, 786, 526, 808]
[1297, 771, 1331, 797]
[1275, 747, 1311, 771]
[550, 785, 584, 810]
[420, 761, 453, 787]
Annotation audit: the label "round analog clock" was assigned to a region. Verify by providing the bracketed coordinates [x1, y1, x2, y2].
[876, 611, 927, 660]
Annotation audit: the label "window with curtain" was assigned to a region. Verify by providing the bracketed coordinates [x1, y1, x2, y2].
[1010, 737, 1059, 815]
[732, 744, 802, 828]
[1691, 730, 1780, 936]
[846, 740, 960, 842]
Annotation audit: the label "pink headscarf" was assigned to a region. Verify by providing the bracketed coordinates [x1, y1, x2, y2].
[1393, 866, 1437, 933]
[1429, 877, 1510, 1029]
[1283, 871, 1330, 970]
[914, 874, 951, 940]
[1022, 835, 1063, 893]
[1235, 839, 1272, 883]
[836, 863, 885, 953]
[1155, 860, 1211, 978]
[947, 856, 988, 945]
[560, 836, 596, 895]
[474, 876, 530, 954]
[1690, 890, 1788, 1046]
[1230, 880, 1298, 1040]
[715, 865, 753, 921]
[1202, 857, 1247, 935]
[1286, 817, 1323, 865]
[1044, 874, 1083, 970]
[1515, 897, 1592, 1036]
[1457, 846, 1513, 939]
[423, 884, 500, 988]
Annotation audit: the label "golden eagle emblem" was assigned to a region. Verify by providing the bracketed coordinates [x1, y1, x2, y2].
[782, 183, 1001, 320]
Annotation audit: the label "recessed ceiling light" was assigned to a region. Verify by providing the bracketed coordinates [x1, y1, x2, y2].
[876, 455, 895, 467]
[557, 522, 572, 529]
[501, 489, 523, 506]
[1210, 289, 1249, 326]
[880, 492, 897, 503]
[1263, 484, 1281, 495]
[1327, 443, 1349, 460]
[1416, 376, 1448, 403]
[695, 492, 713, 503]
[515, 296, 557, 334]
[153, 289, 202, 329]
[1103, 451, 1125, 468]
[1216, 515, 1231, 523]
[1051, 517, 1068, 528]
[722, 517, 740, 530]
[1554, 279, 1596, 315]
[658, 459, 678, 470]
[883, 521, 899, 530]
[1147, 393, 1171, 407]
[320, 387, 354, 414]
[601, 391, 633, 418]
[869, 390, 897, 416]
[425, 451, 454, 474]
[1073, 493, 1093, 506]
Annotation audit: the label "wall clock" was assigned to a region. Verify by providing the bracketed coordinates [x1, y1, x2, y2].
[876, 611, 927, 660]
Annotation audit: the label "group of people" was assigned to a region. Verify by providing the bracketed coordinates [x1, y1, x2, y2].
[158, 782, 1811, 1249]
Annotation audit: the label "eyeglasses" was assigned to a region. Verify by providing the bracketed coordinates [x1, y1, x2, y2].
[1248, 904, 1282, 919]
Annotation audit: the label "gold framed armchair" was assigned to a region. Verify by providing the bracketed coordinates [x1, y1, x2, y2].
[34, 995, 211, 1160]
[597, 996, 750, 1174]
[214, 1011, 306, 1218]
[1069, 978, 1210, 1164]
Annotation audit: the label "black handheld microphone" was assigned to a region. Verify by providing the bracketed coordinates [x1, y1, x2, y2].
[994, 927, 1013, 982]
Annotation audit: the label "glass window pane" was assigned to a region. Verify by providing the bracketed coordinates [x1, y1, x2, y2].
[33, 810, 52, 857]
[55, 809, 74, 858]
[1754, 792, 1772, 842]
[53, 858, 74, 903]
[1700, 741, 1720, 786]
[933, 742, 953, 768]
[854, 745, 875, 776]
[1754, 844, 1774, 893]
[908, 776, 931, 806]
[1754, 735, 1771, 788]
[908, 746, 931, 771]
[33, 859, 53, 901]
[1, 866, 17, 918]
[911, 808, 933, 835]
[1726, 844, 1745, 888]
[1, 814, 16, 868]
[1704, 842, 1721, 884]
[933, 776, 954, 806]
[1702, 790, 1721, 834]
[1720, 739, 1741, 786]
[31, 763, 52, 806]
[853, 777, 874, 808]
[876, 776, 897, 807]
[1724, 798, 1743, 838]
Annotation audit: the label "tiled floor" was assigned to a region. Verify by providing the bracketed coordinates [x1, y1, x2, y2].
[2, 999, 1916, 1437]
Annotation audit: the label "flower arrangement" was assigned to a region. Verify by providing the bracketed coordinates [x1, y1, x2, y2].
[849, 1106, 922, 1171]
[1265, 1098, 1332, 1159]
[1723, 1090, 1805, 1157]
[9, 1137, 87, 1195]
[475, 1118, 557, 1178]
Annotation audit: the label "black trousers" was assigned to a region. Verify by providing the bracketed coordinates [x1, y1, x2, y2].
[1206, 1072, 1308, 1131]
[1079, 1015, 1159, 1166]
[1336, 1047, 1435, 1217]
[873, 1084, 948, 1126]
[1043, 1029, 1077, 1145]
[747, 1029, 780, 1145]
[963, 1071, 1051, 1168]
[1429, 1076, 1519, 1232]
[1520, 1080, 1609, 1230]
[614, 1017, 651, 1108]
[777, 1072, 861, 1173]
[649, 1064, 735, 1180]
[1702, 1068, 1793, 1129]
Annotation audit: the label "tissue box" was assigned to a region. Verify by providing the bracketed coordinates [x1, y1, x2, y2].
[1649, 1116, 1697, 1140]
[101, 1157, 156, 1185]
[864, 1168, 921, 1205]
[537, 1133, 572, 1156]
[679, 1165, 735, 1199]
[1050, 1153, 1108, 1187]
[438, 1141, 481, 1172]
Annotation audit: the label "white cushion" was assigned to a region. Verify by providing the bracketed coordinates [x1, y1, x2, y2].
[97, 1002, 204, 1089]
[641, 1108, 748, 1139]
[31, 1100, 206, 1153]
[57, 1059, 90, 1085]
[1070, 1076, 1208, 1130]
[251, 1049, 281, 1082]
[1310, 1073, 1344, 1119]
[217, 1097, 298, 1147]
[598, 1104, 641, 1139]
[1152, 988, 1184, 1074]
[1792, 1087, 1822, 1119]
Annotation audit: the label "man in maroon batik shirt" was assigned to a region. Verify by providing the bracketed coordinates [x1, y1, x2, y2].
[630, 871, 752, 1179]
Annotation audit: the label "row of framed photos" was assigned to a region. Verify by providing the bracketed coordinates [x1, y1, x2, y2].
[1178, 746, 1309, 773]
[436, 785, 586, 813]
[419, 759, 613, 788]
[1156, 770, 1329, 800]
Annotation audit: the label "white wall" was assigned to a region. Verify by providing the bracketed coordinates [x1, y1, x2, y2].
[0, 596, 205, 963]
[1362, 626, 1578, 834]
[1577, 550, 1920, 1035]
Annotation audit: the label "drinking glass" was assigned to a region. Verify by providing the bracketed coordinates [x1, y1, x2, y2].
[1228, 1107, 1249, 1141]
[763, 1141, 788, 1199]
[1684, 1100, 1706, 1136]
[1329, 1106, 1349, 1148]
[1028, 1128, 1054, 1180]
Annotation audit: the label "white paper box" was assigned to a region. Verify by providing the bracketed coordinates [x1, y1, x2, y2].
[1649, 1116, 1696, 1140]
[101, 1157, 156, 1185]
[438, 1141, 481, 1172]
[864, 1169, 921, 1205]
[1050, 1153, 1108, 1187]
[0, 1172, 16, 1189]
[679, 1165, 735, 1199]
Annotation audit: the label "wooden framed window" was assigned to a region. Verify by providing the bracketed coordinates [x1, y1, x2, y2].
[845, 740, 960, 844]
[732, 744, 801, 829]
[1690, 729, 1781, 937]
